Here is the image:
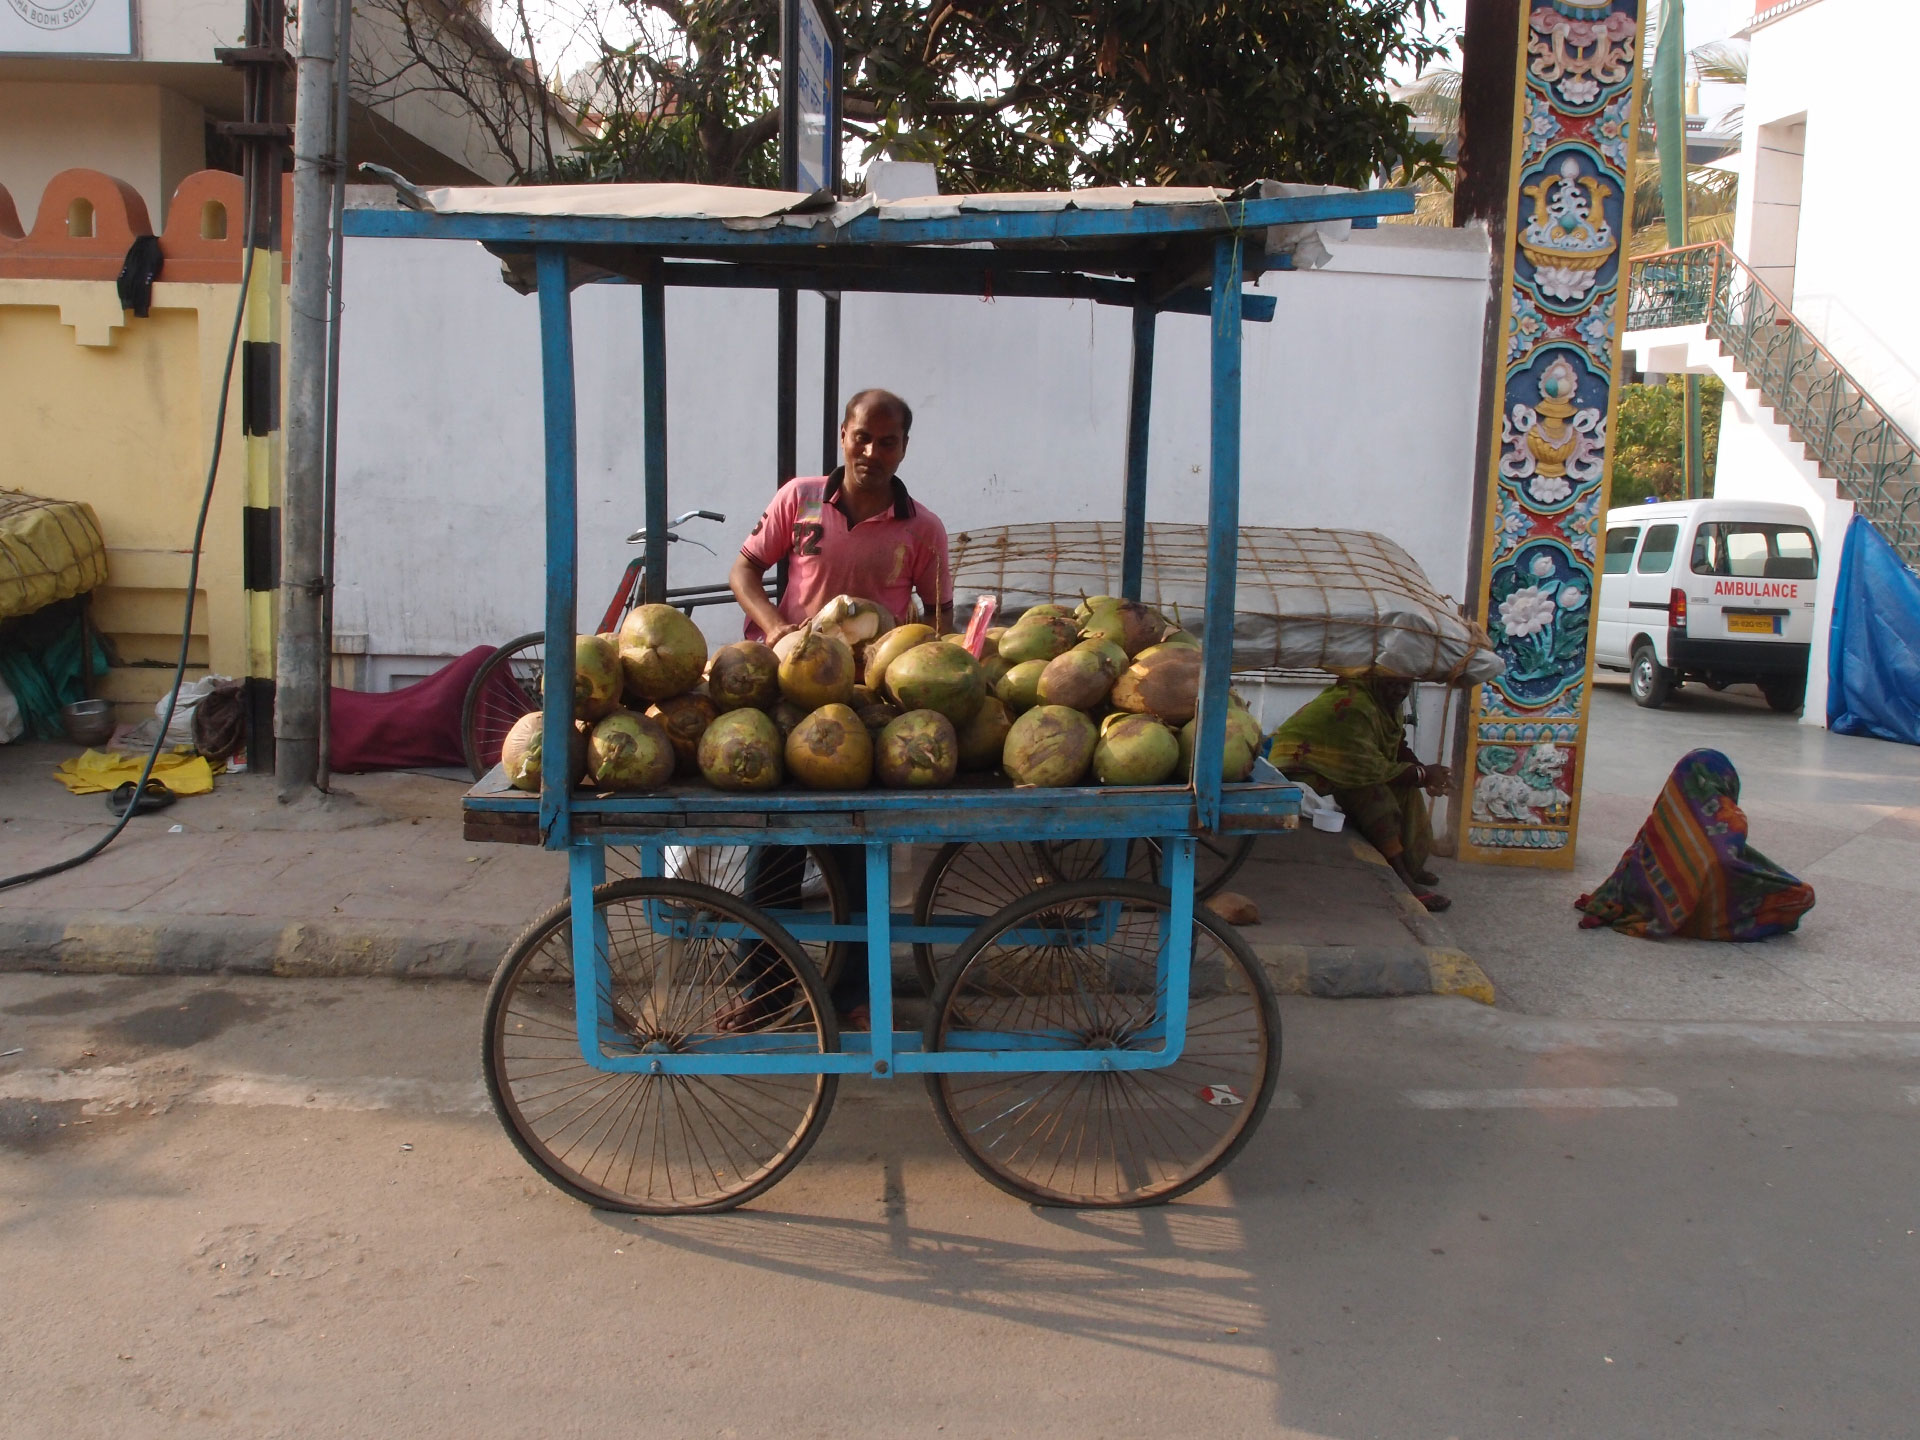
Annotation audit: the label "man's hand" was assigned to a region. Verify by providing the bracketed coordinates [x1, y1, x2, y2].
[763, 620, 802, 648]
[1421, 763, 1453, 798]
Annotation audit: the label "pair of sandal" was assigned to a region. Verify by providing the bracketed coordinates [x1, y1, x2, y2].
[107, 780, 175, 818]
[1410, 867, 1452, 913]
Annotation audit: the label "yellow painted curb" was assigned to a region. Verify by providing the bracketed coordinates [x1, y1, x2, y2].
[1426, 947, 1496, 1006]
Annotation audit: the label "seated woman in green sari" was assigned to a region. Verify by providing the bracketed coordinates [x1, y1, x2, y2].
[1267, 672, 1454, 911]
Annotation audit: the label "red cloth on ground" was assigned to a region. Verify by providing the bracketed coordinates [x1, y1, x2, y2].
[328, 646, 494, 772]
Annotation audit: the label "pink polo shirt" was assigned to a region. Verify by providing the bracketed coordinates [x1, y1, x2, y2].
[738, 470, 952, 638]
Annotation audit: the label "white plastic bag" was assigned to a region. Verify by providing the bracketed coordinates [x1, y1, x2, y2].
[155, 674, 234, 747]
[0, 673, 23, 744]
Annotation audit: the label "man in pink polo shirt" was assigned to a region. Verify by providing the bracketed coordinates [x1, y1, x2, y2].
[730, 389, 952, 642]
[726, 388, 950, 1027]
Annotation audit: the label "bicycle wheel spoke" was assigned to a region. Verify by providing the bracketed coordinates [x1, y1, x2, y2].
[927, 877, 1279, 1207]
[484, 878, 837, 1214]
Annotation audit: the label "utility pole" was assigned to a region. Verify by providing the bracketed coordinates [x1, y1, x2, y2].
[278, 0, 341, 798]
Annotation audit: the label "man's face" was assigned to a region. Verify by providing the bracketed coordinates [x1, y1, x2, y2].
[841, 403, 909, 490]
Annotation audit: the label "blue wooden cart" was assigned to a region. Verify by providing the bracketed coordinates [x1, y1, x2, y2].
[346, 180, 1413, 1212]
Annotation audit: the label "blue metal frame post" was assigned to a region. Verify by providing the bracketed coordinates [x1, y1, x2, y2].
[641, 270, 670, 603]
[1120, 303, 1156, 601]
[1192, 233, 1244, 832]
[863, 843, 893, 1076]
[535, 246, 578, 846]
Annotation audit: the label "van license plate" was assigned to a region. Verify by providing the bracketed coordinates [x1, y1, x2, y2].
[1727, 613, 1779, 635]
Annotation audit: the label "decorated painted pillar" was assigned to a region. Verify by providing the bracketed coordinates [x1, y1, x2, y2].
[1457, 0, 1649, 866]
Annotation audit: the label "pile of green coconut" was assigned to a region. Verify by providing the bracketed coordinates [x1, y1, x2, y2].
[498, 592, 1262, 794]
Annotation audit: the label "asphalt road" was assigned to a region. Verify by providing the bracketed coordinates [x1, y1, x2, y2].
[3, 973, 1916, 1440]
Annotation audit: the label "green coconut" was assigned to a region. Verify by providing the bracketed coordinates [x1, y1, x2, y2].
[777, 630, 858, 710]
[1109, 643, 1202, 724]
[697, 707, 784, 791]
[984, 625, 1008, 654]
[570, 634, 624, 722]
[996, 615, 1080, 666]
[617, 604, 709, 702]
[1079, 598, 1168, 658]
[705, 641, 782, 712]
[1002, 705, 1098, 787]
[1157, 628, 1201, 649]
[1036, 646, 1116, 711]
[955, 695, 1013, 772]
[588, 710, 676, 791]
[995, 658, 1048, 712]
[1074, 635, 1128, 681]
[1073, 594, 1116, 623]
[980, 652, 1011, 691]
[875, 709, 958, 789]
[500, 712, 587, 792]
[1021, 603, 1078, 624]
[645, 692, 717, 777]
[1178, 709, 1259, 783]
[785, 702, 873, 790]
[1092, 714, 1181, 786]
[884, 641, 985, 725]
[861, 623, 934, 690]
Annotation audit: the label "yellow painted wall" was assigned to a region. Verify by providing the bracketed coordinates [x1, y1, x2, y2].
[0, 276, 272, 715]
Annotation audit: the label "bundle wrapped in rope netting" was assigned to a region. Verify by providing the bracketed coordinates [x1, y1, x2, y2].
[950, 522, 1504, 684]
[0, 489, 107, 624]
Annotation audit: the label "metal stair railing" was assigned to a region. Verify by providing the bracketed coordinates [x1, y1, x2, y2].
[1627, 242, 1920, 565]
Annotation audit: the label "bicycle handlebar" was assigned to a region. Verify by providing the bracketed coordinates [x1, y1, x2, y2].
[626, 510, 725, 545]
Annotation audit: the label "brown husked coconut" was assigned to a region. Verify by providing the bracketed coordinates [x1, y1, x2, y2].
[1109, 643, 1202, 723]
[862, 623, 935, 689]
[704, 641, 781, 712]
[777, 630, 858, 710]
[785, 702, 874, 789]
[697, 707, 784, 791]
[1079, 598, 1170, 657]
[588, 710, 676, 791]
[646, 692, 717, 776]
[617, 604, 708, 702]
[874, 709, 958, 789]
[768, 698, 810, 738]
[1036, 647, 1115, 711]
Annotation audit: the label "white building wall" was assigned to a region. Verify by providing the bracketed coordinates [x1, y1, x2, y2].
[1731, 0, 1920, 437]
[331, 223, 1492, 689]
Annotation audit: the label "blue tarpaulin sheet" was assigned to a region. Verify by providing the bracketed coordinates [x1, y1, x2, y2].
[1828, 516, 1920, 745]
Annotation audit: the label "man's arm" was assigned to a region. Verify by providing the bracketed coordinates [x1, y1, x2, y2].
[729, 553, 798, 644]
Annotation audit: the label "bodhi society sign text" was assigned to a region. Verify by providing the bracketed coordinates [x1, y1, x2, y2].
[2, 0, 135, 55]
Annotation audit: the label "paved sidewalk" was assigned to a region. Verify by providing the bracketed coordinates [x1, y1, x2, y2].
[0, 741, 1486, 1001]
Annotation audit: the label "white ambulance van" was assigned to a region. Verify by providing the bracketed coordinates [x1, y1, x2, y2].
[1595, 499, 1819, 711]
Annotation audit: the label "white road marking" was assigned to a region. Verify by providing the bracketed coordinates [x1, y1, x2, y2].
[0, 1065, 487, 1116]
[1404, 1087, 1679, 1110]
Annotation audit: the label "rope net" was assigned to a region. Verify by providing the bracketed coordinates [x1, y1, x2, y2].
[950, 522, 1503, 684]
[0, 490, 108, 624]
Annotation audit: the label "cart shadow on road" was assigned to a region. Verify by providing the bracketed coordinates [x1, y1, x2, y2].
[607, 1165, 1273, 1379]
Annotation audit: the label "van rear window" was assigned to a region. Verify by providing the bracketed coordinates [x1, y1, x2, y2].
[1636, 524, 1680, 574]
[1691, 522, 1819, 579]
[1603, 528, 1640, 575]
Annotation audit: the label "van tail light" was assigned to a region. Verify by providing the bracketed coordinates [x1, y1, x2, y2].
[1668, 588, 1688, 628]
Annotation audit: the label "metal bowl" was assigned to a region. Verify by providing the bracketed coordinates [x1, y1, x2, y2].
[61, 699, 117, 747]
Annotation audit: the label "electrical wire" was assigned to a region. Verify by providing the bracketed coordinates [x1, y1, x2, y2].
[0, 182, 260, 894]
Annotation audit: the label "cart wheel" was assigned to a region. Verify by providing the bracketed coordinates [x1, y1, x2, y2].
[1035, 834, 1257, 900]
[924, 878, 1280, 1208]
[605, 845, 851, 989]
[462, 631, 545, 780]
[909, 841, 1053, 995]
[483, 878, 838, 1214]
